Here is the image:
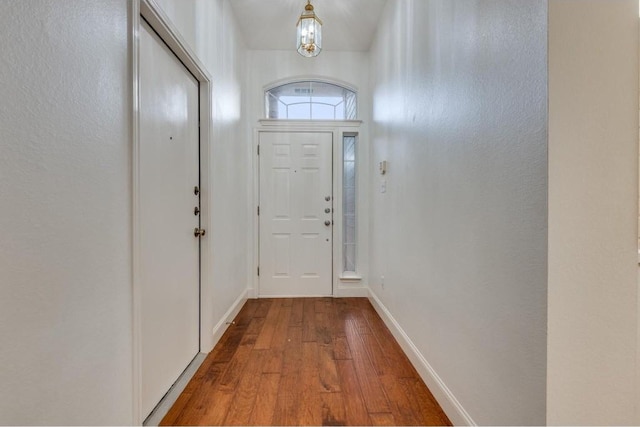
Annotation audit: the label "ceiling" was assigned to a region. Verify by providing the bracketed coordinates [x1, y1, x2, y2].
[229, 0, 388, 52]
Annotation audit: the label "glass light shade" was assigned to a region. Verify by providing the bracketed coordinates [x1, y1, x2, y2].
[296, 2, 322, 57]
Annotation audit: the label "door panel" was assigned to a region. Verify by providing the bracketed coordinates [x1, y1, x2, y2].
[139, 20, 200, 419]
[259, 132, 333, 296]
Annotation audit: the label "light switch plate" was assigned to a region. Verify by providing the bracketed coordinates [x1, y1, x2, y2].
[379, 160, 387, 175]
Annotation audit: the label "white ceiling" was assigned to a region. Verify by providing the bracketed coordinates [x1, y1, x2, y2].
[229, 0, 388, 52]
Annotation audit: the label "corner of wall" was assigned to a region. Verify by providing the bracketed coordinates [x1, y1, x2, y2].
[367, 289, 476, 426]
[548, 1, 639, 424]
[207, 289, 249, 352]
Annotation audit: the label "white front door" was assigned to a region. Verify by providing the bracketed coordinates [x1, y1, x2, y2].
[259, 131, 333, 296]
[139, 20, 200, 419]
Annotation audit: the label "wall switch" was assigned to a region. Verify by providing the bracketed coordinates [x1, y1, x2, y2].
[379, 160, 387, 175]
[380, 179, 387, 193]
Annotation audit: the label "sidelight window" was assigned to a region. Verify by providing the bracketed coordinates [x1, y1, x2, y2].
[343, 134, 357, 273]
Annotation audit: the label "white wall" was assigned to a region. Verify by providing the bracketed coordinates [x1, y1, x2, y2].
[153, 0, 249, 350]
[547, 1, 639, 424]
[0, 1, 133, 424]
[368, 1, 548, 424]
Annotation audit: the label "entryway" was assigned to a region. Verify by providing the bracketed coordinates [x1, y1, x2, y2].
[258, 131, 334, 297]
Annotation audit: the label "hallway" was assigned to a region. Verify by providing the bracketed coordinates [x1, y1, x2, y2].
[160, 298, 451, 426]
[2, 1, 639, 425]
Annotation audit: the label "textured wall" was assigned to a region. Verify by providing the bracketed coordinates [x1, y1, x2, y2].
[547, 1, 639, 424]
[368, 1, 548, 424]
[154, 0, 249, 350]
[0, 0, 249, 423]
[0, 1, 133, 424]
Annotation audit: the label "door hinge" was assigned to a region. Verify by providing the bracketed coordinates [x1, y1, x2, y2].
[257, 206, 260, 216]
[257, 266, 260, 276]
[257, 145, 260, 155]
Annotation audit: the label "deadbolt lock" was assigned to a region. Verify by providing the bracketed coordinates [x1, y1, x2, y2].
[194, 228, 206, 237]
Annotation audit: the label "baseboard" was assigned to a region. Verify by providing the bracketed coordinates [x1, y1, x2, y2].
[367, 289, 476, 426]
[247, 287, 257, 299]
[254, 294, 334, 298]
[248, 285, 368, 298]
[210, 289, 248, 349]
[334, 286, 369, 297]
[143, 353, 207, 426]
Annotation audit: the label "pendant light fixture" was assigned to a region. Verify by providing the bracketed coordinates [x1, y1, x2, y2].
[296, 0, 322, 57]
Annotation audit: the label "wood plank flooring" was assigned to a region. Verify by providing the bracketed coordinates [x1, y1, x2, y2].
[160, 298, 451, 426]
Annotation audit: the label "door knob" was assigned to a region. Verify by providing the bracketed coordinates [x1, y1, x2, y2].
[194, 186, 200, 196]
[324, 208, 331, 213]
[324, 220, 331, 226]
[194, 206, 200, 216]
[325, 196, 331, 201]
[194, 228, 206, 237]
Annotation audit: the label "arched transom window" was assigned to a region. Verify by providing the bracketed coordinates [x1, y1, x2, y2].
[265, 81, 357, 120]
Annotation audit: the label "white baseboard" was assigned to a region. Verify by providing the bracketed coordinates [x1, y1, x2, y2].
[254, 294, 334, 298]
[248, 285, 368, 298]
[247, 287, 257, 299]
[143, 353, 207, 426]
[209, 289, 248, 350]
[334, 286, 369, 297]
[367, 289, 476, 426]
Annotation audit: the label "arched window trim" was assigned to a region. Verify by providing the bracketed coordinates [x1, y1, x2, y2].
[264, 77, 359, 121]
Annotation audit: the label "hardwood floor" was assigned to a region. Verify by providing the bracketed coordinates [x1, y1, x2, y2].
[160, 298, 451, 426]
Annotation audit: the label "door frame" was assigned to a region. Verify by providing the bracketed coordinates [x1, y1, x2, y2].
[131, 0, 213, 423]
[251, 121, 362, 298]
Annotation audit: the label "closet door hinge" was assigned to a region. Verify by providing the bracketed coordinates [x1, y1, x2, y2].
[257, 145, 260, 155]
[257, 206, 260, 216]
[257, 266, 260, 276]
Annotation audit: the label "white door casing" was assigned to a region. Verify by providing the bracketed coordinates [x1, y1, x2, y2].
[139, 20, 200, 419]
[259, 131, 333, 297]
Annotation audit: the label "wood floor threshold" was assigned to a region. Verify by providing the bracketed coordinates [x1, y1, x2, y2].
[160, 297, 451, 426]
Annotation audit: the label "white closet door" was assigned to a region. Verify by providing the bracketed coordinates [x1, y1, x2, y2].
[139, 20, 200, 419]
